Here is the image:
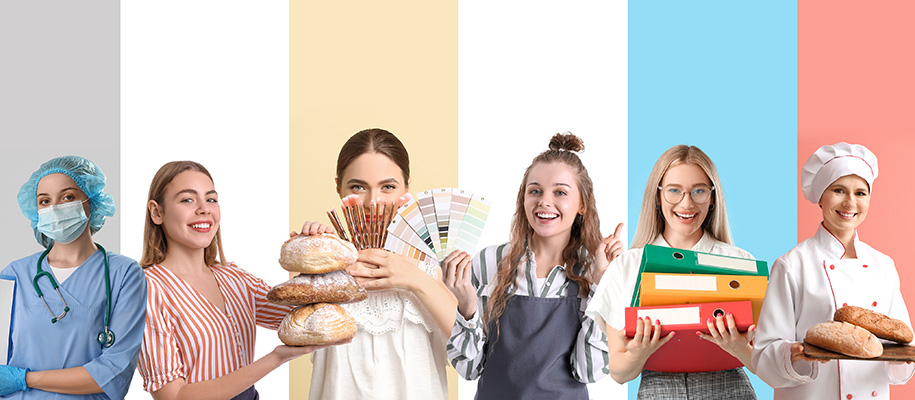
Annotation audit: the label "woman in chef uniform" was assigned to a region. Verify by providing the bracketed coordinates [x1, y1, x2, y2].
[752, 142, 914, 400]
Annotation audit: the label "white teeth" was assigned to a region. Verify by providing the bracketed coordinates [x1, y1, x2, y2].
[673, 211, 696, 219]
[536, 212, 558, 219]
[191, 223, 210, 229]
[838, 211, 856, 218]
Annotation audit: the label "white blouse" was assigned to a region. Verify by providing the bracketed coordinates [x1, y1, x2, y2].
[308, 261, 448, 400]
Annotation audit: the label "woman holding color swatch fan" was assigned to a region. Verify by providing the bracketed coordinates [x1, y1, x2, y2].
[753, 143, 913, 400]
[585, 145, 758, 399]
[299, 128, 457, 400]
[444, 133, 611, 399]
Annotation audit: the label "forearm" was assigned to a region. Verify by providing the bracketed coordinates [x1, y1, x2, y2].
[152, 352, 284, 400]
[411, 274, 459, 334]
[608, 350, 648, 384]
[733, 344, 754, 373]
[26, 367, 102, 395]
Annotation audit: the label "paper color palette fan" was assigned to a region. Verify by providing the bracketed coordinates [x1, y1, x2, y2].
[326, 188, 491, 263]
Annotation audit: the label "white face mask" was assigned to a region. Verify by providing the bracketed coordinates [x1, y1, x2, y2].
[37, 200, 90, 245]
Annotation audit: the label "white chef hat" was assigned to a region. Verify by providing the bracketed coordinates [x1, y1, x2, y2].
[801, 142, 878, 203]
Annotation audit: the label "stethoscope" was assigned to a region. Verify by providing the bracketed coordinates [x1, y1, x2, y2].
[32, 243, 115, 348]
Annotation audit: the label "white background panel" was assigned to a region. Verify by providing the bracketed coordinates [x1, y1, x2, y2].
[458, 2, 628, 399]
[121, 2, 289, 399]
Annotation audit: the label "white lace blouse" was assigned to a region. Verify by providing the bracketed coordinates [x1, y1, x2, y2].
[308, 261, 448, 400]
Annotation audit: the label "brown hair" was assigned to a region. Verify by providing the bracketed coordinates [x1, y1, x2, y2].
[336, 128, 410, 189]
[140, 161, 226, 268]
[630, 145, 732, 249]
[483, 132, 602, 339]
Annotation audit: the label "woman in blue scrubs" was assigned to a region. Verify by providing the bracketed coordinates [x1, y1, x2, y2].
[0, 156, 147, 399]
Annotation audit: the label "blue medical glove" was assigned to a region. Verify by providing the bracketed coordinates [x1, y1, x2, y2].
[0, 365, 28, 395]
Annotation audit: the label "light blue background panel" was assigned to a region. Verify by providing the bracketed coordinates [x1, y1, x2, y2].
[628, 1, 797, 399]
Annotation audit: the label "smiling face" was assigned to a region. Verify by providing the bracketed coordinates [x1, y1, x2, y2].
[658, 162, 713, 247]
[150, 170, 220, 253]
[336, 152, 409, 205]
[523, 162, 584, 244]
[819, 174, 870, 237]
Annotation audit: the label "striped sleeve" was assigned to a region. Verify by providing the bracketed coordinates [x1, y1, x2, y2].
[138, 274, 186, 392]
[446, 244, 504, 380]
[570, 283, 610, 383]
[228, 264, 291, 330]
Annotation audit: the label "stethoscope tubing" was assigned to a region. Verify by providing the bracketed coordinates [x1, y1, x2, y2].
[32, 242, 114, 347]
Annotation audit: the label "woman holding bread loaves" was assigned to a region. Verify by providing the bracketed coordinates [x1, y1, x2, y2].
[136, 161, 341, 400]
[444, 133, 612, 399]
[298, 128, 458, 400]
[752, 143, 914, 400]
[585, 145, 759, 399]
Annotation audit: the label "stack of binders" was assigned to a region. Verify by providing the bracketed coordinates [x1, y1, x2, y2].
[625, 245, 769, 372]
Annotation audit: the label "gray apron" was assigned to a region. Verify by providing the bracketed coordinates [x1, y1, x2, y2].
[476, 276, 588, 400]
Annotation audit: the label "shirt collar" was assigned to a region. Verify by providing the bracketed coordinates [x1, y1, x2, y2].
[813, 222, 860, 259]
[651, 231, 717, 252]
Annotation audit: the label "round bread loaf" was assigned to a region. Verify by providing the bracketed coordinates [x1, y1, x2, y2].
[279, 233, 358, 274]
[267, 271, 367, 306]
[278, 303, 357, 346]
[805, 321, 883, 358]
[834, 305, 913, 344]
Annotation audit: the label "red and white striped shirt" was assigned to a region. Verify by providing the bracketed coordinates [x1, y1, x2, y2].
[138, 263, 291, 392]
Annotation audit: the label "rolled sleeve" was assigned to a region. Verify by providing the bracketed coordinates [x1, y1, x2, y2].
[138, 277, 186, 393]
[82, 259, 148, 399]
[571, 287, 609, 383]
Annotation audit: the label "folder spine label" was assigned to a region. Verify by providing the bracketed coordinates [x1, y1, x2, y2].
[654, 274, 717, 291]
[696, 253, 759, 273]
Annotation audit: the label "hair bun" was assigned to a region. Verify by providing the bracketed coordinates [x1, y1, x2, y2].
[548, 132, 584, 153]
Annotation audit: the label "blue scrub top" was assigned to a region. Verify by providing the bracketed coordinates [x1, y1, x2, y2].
[2, 249, 147, 399]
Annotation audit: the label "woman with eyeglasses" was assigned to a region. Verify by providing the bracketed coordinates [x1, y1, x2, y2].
[0, 156, 147, 399]
[586, 145, 758, 399]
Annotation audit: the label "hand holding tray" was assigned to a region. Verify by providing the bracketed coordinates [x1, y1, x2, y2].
[804, 341, 915, 362]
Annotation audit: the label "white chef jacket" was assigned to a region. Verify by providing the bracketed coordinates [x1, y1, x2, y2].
[752, 224, 915, 400]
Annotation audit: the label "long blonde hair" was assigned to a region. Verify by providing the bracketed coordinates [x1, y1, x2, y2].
[483, 133, 602, 339]
[140, 161, 226, 268]
[630, 145, 732, 249]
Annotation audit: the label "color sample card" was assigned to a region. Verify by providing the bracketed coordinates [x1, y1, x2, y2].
[387, 213, 436, 259]
[384, 187, 491, 262]
[451, 193, 491, 254]
[444, 188, 471, 257]
[384, 234, 433, 264]
[417, 190, 442, 256]
[433, 188, 453, 257]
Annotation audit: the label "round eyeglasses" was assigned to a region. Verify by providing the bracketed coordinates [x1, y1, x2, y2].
[658, 185, 715, 205]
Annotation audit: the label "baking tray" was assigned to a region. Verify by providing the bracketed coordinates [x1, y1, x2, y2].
[804, 341, 915, 362]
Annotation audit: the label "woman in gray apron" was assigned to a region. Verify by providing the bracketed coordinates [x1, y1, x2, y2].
[444, 133, 616, 399]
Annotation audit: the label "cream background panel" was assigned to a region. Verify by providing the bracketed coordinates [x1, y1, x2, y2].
[290, 1, 458, 399]
[458, 2, 628, 399]
[121, 1, 290, 399]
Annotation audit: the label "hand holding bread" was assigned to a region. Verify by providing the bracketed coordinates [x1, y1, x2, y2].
[272, 233, 365, 346]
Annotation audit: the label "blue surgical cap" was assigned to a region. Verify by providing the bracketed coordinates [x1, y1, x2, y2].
[18, 155, 116, 247]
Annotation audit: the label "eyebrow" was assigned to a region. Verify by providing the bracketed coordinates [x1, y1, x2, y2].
[527, 182, 572, 188]
[174, 189, 218, 197]
[345, 178, 401, 185]
[831, 184, 868, 192]
[37, 187, 82, 197]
